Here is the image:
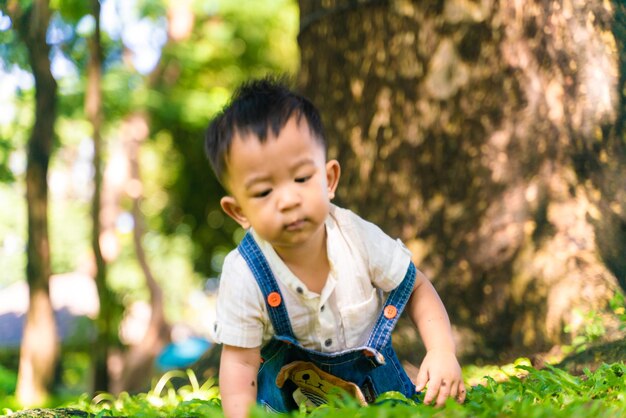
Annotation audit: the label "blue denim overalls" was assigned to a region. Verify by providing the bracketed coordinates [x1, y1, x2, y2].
[237, 232, 418, 412]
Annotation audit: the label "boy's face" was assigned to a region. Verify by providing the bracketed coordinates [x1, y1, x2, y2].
[220, 116, 340, 253]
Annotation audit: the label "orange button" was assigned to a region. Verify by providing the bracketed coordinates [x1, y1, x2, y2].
[384, 305, 397, 319]
[267, 292, 282, 307]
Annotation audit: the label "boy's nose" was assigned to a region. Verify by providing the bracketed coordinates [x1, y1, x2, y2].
[277, 185, 301, 210]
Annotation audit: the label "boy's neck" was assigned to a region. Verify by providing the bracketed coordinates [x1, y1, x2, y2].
[273, 226, 330, 294]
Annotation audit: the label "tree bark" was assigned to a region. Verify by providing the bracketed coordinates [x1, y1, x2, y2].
[110, 114, 171, 394]
[85, 0, 113, 393]
[8, 0, 60, 406]
[108, 0, 197, 393]
[298, 0, 625, 358]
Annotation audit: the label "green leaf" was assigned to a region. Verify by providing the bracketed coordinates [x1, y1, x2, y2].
[51, 0, 91, 23]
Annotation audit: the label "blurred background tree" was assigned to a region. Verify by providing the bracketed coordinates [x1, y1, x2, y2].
[0, 0, 299, 407]
[5, 0, 59, 408]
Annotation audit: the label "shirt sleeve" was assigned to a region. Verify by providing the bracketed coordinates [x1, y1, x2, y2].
[347, 209, 413, 292]
[213, 249, 267, 348]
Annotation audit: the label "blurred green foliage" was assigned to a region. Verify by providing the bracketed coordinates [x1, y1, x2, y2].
[0, 0, 298, 279]
[147, 0, 299, 277]
[0, 184, 26, 285]
[0, 0, 299, 401]
[0, 140, 15, 183]
[609, 291, 626, 329]
[0, 363, 17, 399]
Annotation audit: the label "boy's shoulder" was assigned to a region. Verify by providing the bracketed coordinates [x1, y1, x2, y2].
[218, 246, 266, 302]
[328, 204, 388, 238]
[220, 246, 253, 277]
[328, 203, 366, 227]
[329, 204, 412, 292]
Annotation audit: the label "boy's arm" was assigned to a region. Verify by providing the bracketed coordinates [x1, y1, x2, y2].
[220, 344, 261, 418]
[406, 268, 466, 407]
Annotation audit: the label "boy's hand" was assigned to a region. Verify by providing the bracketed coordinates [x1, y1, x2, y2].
[414, 349, 466, 407]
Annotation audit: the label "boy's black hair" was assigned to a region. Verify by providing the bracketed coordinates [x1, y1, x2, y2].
[204, 76, 326, 183]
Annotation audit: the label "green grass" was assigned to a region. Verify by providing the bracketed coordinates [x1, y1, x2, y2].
[3, 359, 626, 418]
[4, 361, 623, 417]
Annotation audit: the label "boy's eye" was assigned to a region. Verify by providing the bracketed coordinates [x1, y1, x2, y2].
[253, 189, 272, 198]
[295, 175, 312, 183]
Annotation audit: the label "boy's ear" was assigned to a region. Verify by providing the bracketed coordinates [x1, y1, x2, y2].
[220, 196, 250, 229]
[325, 159, 341, 200]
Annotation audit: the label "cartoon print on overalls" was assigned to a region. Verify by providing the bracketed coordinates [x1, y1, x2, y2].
[237, 232, 418, 412]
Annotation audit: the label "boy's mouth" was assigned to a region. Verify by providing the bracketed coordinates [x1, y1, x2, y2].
[285, 219, 306, 231]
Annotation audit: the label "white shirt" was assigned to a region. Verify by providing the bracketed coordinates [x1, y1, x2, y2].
[213, 204, 412, 352]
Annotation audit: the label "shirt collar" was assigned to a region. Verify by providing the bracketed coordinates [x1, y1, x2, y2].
[250, 214, 338, 302]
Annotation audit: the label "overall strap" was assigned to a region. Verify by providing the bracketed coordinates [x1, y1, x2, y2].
[366, 262, 417, 352]
[238, 232, 296, 339]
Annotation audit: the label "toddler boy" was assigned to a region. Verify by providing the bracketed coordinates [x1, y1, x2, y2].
[205, 77, 465, 417]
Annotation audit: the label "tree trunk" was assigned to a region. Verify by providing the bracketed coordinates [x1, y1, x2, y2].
[85, 0, 113, 393]
[110, 114, 171, 394]
[108, 0, 196, 392]
[8, 0, 60, 406]
[297, 0, 625, 359]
